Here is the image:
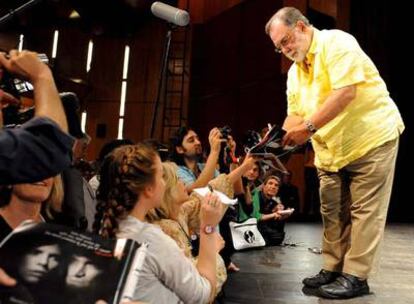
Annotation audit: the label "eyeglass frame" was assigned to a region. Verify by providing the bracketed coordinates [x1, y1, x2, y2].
[274, 24, 298, 53]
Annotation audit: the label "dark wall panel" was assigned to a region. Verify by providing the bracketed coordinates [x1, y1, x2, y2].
[190, 0, 286, 141]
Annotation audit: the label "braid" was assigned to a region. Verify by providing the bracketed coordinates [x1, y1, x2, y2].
[94, 144, 158, 238]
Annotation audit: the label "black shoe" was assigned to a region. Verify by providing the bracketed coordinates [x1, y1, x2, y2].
[302, 269, 340, 288]
[318, 273, 370, 299]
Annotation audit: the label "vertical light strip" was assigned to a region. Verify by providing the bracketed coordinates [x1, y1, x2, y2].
[119, 81, 127, 116]
[117, 118, 124, 139]
[86, 40, 93, 72]
[122, 45, 130, 79]
[52, 30, 59, 58]
[117, 45, 130, 139]
[81, 111, 87, 133]
[18, 34, 24, 51]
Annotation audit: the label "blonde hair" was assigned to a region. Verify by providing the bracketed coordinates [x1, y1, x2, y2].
[44, 175, 64, 218]
[147, 162, 180, 222]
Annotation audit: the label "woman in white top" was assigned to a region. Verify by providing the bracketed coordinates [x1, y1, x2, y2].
[94, 143, 225, 303]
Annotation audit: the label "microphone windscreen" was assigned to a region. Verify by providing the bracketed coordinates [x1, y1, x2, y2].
[151, 1, 190, 27]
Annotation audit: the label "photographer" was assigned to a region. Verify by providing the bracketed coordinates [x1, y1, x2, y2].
[169, 126, 223, 193]
[239, 175, 291, 246]
[0, 50, 73, 184]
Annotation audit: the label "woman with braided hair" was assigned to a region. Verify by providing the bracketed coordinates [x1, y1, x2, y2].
[146, 156, 256, 297]
[94, 143, 225, 304]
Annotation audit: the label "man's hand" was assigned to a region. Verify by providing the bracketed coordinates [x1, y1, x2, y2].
[0, 49, 68, 131]
[275, 203, 285, 212]
[0, 268, 16, 286]
[239, 153, 257, 171]
[282, 122, 312, 146]
[0, 50, 52, 84]
[275, 209, 293, 221]
[208, 127, 225, 154]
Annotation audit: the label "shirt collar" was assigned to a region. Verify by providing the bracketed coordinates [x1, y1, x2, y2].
[298, 27, 321, 71]
[307, 27, 321, 56]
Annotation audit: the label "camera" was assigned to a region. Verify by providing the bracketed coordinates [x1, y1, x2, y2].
[219, 125, 232, 139]
[1, 54, 49, 126]
[1, 105, 34, 126]
[0, 53, 49, 98]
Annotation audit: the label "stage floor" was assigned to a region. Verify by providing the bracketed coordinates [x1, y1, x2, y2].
[222, 223, 414, 304]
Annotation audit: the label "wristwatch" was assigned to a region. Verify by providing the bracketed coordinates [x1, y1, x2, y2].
[304, 120, 317, 134]
[202, 225, 215, 234]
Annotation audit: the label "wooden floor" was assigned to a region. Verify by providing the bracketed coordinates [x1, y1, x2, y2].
[221, 223, 414, 304]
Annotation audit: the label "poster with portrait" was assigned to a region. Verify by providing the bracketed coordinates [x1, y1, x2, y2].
[0, 221, 147, 304]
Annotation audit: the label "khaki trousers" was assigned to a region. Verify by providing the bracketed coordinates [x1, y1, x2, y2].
[317, 138, 399, 279]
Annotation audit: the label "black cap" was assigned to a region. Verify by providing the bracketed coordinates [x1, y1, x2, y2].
[59, 92, 84, 139]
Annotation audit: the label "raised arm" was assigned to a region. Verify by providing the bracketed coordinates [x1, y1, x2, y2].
[0, 50, 68, 132]
[186, 128, 223, 193]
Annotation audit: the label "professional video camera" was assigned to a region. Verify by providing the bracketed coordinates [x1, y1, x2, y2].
[0, 53, 49, 126]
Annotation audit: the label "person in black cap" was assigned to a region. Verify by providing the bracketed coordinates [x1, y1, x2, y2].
[45, 92, 97, 232]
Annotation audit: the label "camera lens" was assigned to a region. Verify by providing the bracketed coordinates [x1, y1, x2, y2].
[219, 126, 231, 139]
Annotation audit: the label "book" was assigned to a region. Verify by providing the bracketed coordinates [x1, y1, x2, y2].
[248, 124, 298, 174]
[248, 124, 295, 156]
[0, 221, 147, 304]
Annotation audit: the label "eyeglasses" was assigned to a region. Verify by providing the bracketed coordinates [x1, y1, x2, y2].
[274, 27, 296, 53]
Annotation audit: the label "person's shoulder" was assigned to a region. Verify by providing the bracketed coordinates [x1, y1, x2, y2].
[176, 165, 196, 186]
[251, 187, 262, 199]
[320, 29, 359, 51]
[177, 165, 191, 175]
[154, 219, 180, 233]
[138, 222, 178, 247]
[119, 219, 178, 252]
[320, 29, 354, 40]
[140, 223, 185, 264]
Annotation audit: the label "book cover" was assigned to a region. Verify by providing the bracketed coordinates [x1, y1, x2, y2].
[248, 124, 289, 156]
[0, 221, 146, 304]
[248, 124, 298, 174]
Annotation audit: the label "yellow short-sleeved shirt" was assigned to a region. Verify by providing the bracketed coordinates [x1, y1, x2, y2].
[287, 28, 404, 172]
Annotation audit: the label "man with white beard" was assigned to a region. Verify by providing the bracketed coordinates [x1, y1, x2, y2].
[265, 6, 404, 300]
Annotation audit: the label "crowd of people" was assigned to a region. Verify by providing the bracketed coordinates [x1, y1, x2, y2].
[0, 5, 404, 303]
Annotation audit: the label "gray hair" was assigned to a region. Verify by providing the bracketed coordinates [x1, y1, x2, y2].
[265, 7, 310, 35]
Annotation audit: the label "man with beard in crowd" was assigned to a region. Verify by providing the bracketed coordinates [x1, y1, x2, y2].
[170, 126, 223, 193]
